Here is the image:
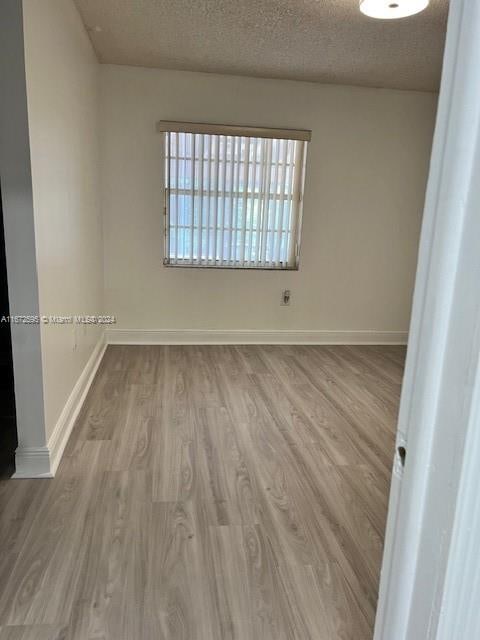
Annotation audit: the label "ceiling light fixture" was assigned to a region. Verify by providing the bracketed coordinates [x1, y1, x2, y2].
[359, 0, 429, 19]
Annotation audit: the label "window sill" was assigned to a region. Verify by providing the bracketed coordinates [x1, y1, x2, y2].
[163, 260, 299, 271]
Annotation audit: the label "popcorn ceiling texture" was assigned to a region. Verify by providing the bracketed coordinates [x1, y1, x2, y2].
[74, 0, 448, 92]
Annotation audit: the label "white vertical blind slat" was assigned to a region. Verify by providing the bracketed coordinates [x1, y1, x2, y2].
[181, 132, 186, 262]
[219, 135, 228, 265]
[240, 137, 251, 265]
[196, 135, 205, 264]
[189, 134, 196, 264]
[247, 137, 259, 264]
[268, 138, 281, 266]
[212, 135, 220, 264]
[204, 134, 212, 265]
[230, 136, 242, 264]
[288, 140, 305, 266]
[284, 140, 297, 266]
[165, 132, 170, 262]
[260, 138, 273, 266]
[252, 138, 265, 265]
[275, 140, 289, 265]
[226, 136, 236, 264]
[173, 133, 179, 263]
[254, 138, 267, 266]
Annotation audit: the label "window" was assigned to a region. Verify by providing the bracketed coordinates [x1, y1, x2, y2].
[160, 121, 310, 269]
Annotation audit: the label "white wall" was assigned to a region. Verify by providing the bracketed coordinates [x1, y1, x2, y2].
[23, 0, 104, 441]
[100, 66, 437, 338]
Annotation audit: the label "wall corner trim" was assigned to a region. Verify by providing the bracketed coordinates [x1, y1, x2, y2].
[13, 334, 107, 479]
[106, 328, 408, 346]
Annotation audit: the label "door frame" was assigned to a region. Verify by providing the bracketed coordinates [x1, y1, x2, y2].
[0, 0, 48, 475]
[374, 0, 480, 638]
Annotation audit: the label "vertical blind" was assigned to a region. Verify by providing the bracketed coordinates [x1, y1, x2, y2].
[163, 129, 308, 268]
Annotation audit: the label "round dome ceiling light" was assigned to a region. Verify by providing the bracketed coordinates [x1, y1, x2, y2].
[359, 0, 429, 19]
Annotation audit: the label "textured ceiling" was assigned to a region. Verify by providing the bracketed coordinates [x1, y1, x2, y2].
[74, 0, 449, 92]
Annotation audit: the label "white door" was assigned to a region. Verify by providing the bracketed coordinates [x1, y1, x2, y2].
[374, 1, 480, 638]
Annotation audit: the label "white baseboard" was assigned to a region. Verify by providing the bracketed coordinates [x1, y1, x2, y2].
[47, 336, 107, 475]
[13, 447, 54, 479]
[13, 335, 107, 479]
[106, 328, 408, 345]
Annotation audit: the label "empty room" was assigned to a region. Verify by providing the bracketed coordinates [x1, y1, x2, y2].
[4, 1, 480, 640]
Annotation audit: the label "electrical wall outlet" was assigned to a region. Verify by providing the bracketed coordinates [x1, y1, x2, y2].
[281, 289, 291, 306]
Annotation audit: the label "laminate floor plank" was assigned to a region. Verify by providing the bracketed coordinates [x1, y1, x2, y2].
[0, 625, 68, 640]
[0, 480, 46, 591]
[143, 500, 224, 640]
[207, 523, 297, 640]
[286, 351, 394, 466]
[192, 406, 260, 526]
[307, 347, 401, 427]
[67, 368, 129, 443]
[256, 348, 388, 475]
[0, 443, 106, 626]
[0, 345, 404, 639]
[333, 346, 403, 405]
[67, 469, 151, 640]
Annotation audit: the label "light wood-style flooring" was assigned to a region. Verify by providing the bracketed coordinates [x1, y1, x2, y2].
[0, 345, 405, 640]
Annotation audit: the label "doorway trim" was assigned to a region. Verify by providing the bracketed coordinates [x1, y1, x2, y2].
[374, 0, 480, 638]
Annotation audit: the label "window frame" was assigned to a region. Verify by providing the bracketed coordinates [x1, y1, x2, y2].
[159, 121, 311, 271]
